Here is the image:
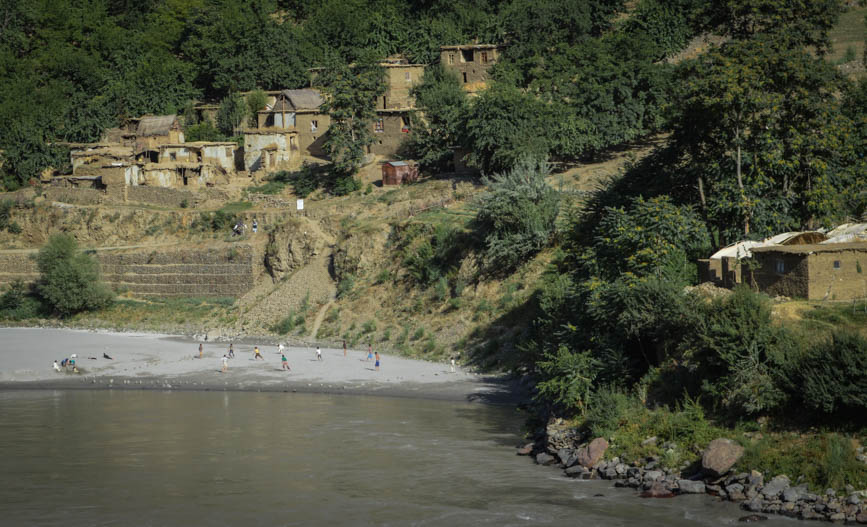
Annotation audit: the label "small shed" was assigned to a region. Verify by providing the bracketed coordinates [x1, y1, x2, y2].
[381, 161, 418, 185]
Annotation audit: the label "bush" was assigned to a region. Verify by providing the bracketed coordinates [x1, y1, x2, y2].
[0, 280, 45, 320]
[536, 346, 601, 414]
[7, 221, 22, 234]
[35, 234, 114, 316]
[0, 199, 13, 230]
[336, 274, 355, 299]
[792, 331, 867, 419]
[474, 157, 560, 275]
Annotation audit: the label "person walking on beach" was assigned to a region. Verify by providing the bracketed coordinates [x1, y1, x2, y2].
[221, 355, 228, 372]
[278, 343, 285, 355]
[343, 340, 347, 357]
[374, 352, 380, 372]
[366, 343, 373, 362]
[199, 343, 203, 359]
[254, 346, 264, 360]
[252, 218, 258, 234]
[281, 353, 290, 371]
[228, 343, 234, 359]
[316, 346, 322, 361]
[450, 359, 456, 373]
[53, 360, 61, 373]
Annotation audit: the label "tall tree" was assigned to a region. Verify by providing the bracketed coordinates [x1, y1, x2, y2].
[318, 52, 386, 180]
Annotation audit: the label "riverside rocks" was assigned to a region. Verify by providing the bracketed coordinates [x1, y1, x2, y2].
[702, 438, 745, 477]
[577, 438, 609, 468]
[521, 433, 867, 524]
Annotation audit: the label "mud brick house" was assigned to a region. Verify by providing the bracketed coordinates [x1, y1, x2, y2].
[440, 44, 502, 93]
[255, 89, 330, 157]
[158, 142, 238, 172]
[749, 243, 867, 301]
[372, 59, 426, 156]
[134, 115, 184, 161]
[698, 225, 867, 301]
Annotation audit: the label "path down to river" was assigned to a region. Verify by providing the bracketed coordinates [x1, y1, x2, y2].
[0, 328, 520, 403]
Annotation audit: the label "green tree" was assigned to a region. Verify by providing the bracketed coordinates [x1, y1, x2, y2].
[35, 234, 114, 316]
[405, 64, 469, 172]
[245, 89, 267, 127]
[318, 52, 386, 188]
[474, 157, 560, 274]
[216, 93, 246, 136]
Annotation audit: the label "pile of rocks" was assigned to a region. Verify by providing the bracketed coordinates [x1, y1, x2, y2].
[520, 433, 867, 524]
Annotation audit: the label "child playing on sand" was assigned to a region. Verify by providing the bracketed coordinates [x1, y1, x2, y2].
[53, 360, 61, 372]
[281, 354, 290, 371]
[198, 343, 203, 359]
[278, 343, 285, 355]
[254, 346, 264, 360]
[367, 343, 373, 362]
[221, 355, 228, 372]
[343, 340, 347, 357]
[228, 343, 234, 359]
[316, 346, 322, 361]
[374, 351, 380, 372]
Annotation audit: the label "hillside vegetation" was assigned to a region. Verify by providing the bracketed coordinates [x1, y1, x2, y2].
[2, 0, 867, 493]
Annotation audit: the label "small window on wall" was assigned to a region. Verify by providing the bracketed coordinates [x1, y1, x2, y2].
[481, 51, 488, 63]
[311, 120, 318, 132]
[833, 260, 841, 269]
[775, 260, 785, 274]
[448, 54, 454, 65]
[374, 119, 384, 133]
[400, 115, 411, 133]
[405, 72, 411, 82]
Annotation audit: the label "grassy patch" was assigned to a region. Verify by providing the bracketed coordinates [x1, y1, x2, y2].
[738, 433, 867, 491]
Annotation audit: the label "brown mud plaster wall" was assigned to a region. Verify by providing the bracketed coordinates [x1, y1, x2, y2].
[808, 251, 867, 301]
[749, 253, 810, 298]
[0, 246, 257, 298]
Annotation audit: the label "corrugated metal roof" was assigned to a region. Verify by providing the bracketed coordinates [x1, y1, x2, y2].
[751, 242, 867, 255]
[386, 161, 408, 167]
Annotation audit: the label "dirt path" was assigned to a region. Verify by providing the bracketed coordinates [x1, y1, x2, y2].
[308, 298, 335, 340]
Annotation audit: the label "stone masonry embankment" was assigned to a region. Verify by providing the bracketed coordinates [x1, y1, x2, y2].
[0, 245, 256, 298]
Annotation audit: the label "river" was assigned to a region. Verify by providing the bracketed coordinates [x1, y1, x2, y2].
[0, 390, 793, 526]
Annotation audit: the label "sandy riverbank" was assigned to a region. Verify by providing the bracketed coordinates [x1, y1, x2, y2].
[0, 328, 522, 403]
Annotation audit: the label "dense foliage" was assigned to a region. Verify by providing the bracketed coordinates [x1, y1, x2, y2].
[35, 234, 114, 316]
[0, 0, 702, 188]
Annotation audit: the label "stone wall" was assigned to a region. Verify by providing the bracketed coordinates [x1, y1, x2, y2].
[43, 187, 106, 205]
[126, 186, 194, 207]
[0, 245, 256, 298]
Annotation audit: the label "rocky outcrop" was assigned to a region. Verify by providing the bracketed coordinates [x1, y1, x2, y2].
[702, 438, 744, 477]
[577, 438, 609, 468]
[264, 217, 330, 281]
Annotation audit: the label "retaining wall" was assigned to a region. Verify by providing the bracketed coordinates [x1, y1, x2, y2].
[0, 245, 256, 298]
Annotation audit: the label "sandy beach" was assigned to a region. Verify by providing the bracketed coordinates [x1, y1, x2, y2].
[0, 328, 521, 403]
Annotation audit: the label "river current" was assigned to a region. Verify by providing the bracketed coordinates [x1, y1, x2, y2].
[0, 390, 792, 526]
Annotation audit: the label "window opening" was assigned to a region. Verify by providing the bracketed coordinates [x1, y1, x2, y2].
[374, 119, 384, 133]
[310, 120, 318, 132]
[481, 51, 488, 63]
[461, 49, 473, 62]
[833, 260, 841, 269]
[775, 260, 785, 274]
[462, 72, 467, 83]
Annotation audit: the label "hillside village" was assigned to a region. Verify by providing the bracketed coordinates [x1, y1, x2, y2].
[58, 46, 502, 200]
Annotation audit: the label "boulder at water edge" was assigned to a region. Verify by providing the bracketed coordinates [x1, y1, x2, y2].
[577, 438, 609, 468]
[702, 438, 744, 477]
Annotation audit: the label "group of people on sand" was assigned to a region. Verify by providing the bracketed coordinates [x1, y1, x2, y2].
[213, 340, 382, 373]
[52, 352, 114, 374]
